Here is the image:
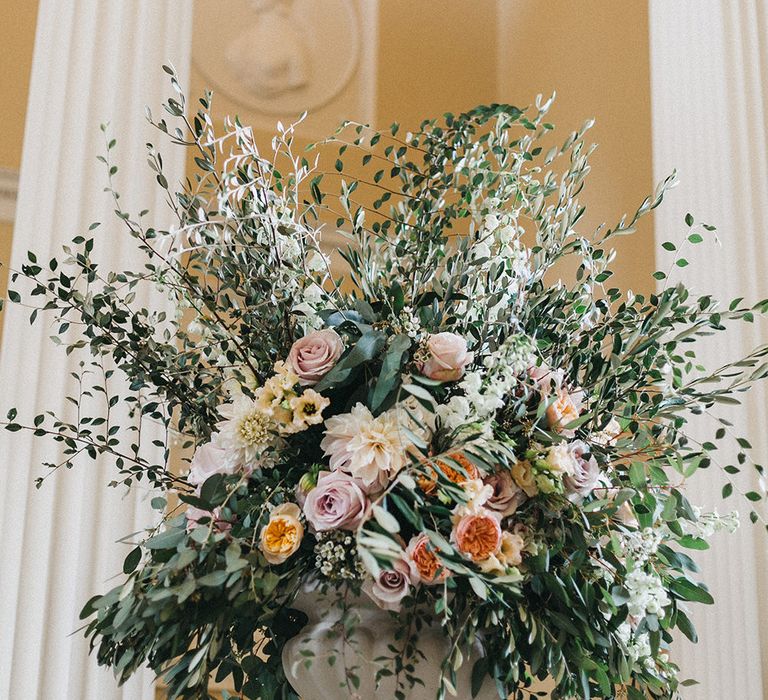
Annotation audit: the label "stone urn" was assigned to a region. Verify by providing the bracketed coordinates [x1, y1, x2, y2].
[282, 588, 499, 700]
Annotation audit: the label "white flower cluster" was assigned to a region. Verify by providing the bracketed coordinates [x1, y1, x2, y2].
[313, 531, 366, 583]
[437, 335, 534, 434]
[291, 248, 332, 331]
[625, 569, 671, 619]
[455, 202, 532, 329]
[621, 527, 663, 566]
[683, 507, 740, 538]
[394, 306, 422, 339]
[616, 622, 655, 672]
[478, 205, 531, 283]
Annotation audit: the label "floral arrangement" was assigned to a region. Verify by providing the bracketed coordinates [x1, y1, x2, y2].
[4, 66, 768, 700]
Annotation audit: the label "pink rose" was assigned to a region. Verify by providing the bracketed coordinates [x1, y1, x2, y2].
[287, 329, 344, 385]
[187, 441, 234, 487]
[418, 332, 473, 382]
[363, 555, 417, 611]
[302, 470, 369, 531]
[528, 362, 552, 386]
[483, 469, 526, 517]
[564, 440, 600, 502]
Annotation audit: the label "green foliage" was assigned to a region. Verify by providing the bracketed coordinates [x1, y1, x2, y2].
[3, 66, 768, 700]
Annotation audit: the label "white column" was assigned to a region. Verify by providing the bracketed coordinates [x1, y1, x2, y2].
[649, 1, 768, 697]
[0, 2, 192, 699]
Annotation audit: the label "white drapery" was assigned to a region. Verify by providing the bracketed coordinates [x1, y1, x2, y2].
[0, 2, 192, 698]
[650, 1, 768, 697]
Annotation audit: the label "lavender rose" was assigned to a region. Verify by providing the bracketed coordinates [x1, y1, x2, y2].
[363, 555, 417, 611]
[302, 470, 368, 531]
[484, 469, 526, 517]
[564, 440, 600, 502]
[287, 329, 344, 385]
[418, 332, 473, 382]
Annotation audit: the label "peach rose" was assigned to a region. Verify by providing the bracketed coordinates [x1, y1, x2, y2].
[406, 534, 450, 585]
[453, 511, 502, 562]
[545, 387, 583, 436]
[287, 329, 344, 385]
[418, 332, 473, 382]
[260, 503, 304, 564]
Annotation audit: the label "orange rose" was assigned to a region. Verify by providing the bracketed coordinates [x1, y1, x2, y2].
[406, 534, 450, 584]
[453, 511, 502, 562]
[260, 503, 304, 565]
[418, 452, 480, 494]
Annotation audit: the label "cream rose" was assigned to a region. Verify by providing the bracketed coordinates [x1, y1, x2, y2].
[418, 332, 473, 382]
[545, 444, 579, 475]
[511, 460, 538, 497]
[478, 531, 525, 575]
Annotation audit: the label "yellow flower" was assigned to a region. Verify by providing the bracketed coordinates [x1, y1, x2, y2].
[511, 460, 538, 498]
[273, 360, 301, 390]
[478, 531, 525, 576]
[289, 389, 330, 431]
[255, 376, 284, 410]
[255, 376, 293, 430]
[260, 503, 304, 565]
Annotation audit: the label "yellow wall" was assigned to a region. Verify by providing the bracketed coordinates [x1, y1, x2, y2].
[0, 0, 38, 337]
[190, 0, 655, 295]
[498, 0, 656, 295]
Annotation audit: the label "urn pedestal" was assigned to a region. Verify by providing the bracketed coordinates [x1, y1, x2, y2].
[282, 590, 499, 700]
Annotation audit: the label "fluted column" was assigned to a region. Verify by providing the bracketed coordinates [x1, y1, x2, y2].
[649, 2, 768, 697]
[0, 2, 192, 698]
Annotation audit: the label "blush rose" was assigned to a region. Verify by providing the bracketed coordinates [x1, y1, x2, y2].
[564, 440, 600, 502]
[187, 440, 235, 487]
[418, 332, 473, 382]
[287, 328, 344, 385]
